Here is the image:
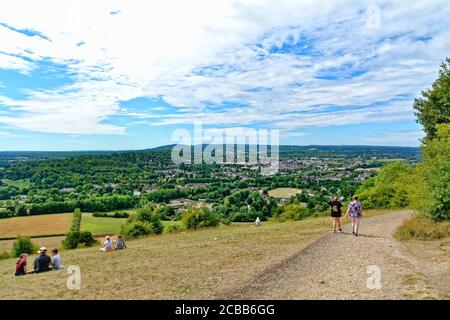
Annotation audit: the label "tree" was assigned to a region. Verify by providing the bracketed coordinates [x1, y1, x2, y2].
[409, 124, 450, 220]
[413, 57, 450, 141]
[357, 162, 413, 209]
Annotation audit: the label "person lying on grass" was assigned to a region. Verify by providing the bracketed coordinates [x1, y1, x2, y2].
[114, 235, 127, 250]
[100, 235, 115, 252]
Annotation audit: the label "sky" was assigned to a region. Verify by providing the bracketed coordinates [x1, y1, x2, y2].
[0, 0, 449, 151]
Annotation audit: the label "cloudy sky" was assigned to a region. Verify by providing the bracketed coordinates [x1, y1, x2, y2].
[0, 0, 448, 150]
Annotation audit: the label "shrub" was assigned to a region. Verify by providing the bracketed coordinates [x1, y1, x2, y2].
[275, 204, 310, 221]
[181, 206, 220, 229]
[63, 231, 80, 249]
[78, 231, 96, 247]
[408, 124, 450, 221]
[121, 221, 154, 239]
[357, 162, 414, 209]
[92, 211, 129, 218]
[220, 217, 232, 226]
[165, 223, 183, 233]
[135, 208, 164, 234]
[11, 236, 37, 257]
[71, 208, 82, 232]
[113, 211, 129, 218]
[395, 215, 450, 240]
[0, 251, 11, 260]
[15, 204, 28, 216]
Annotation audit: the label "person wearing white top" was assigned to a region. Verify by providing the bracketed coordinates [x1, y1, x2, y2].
[100, 235, 113, 252]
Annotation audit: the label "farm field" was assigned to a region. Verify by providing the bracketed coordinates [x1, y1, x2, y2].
[0, 213, 72, 238]
[268, 187, 302, 198]
[81, 213, 128, 235]
[0, 236, 65, 252]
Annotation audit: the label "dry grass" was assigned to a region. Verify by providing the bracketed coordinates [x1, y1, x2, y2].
[0, 213, 72, 238]
[0, 216, 332, 299]
[0, 236, 66, 252]
[395, 215, 450, 240]
[268, 187, 301, 198]
[0, 209, 397, 299]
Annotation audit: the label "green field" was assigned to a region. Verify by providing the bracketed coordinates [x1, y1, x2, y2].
[81, 213, 128, 235]
[1, 179, 30, 188]
[81, 212, 182, 235]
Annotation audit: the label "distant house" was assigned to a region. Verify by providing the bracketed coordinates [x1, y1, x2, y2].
[61, 187, 75, 193]
[133, 190, 141, 197]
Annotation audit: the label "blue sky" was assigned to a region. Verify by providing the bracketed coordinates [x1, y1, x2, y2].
[0, 0, 449, 151]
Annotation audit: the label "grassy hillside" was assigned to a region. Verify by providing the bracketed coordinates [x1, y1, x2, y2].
[0, 210, 395, 299]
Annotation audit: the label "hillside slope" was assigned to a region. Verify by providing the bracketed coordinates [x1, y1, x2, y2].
[1, 210, 447, 299]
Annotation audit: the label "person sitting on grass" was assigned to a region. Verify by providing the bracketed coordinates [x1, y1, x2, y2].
[114, 235, 127, 250]
[15, 253, 28, 276]
[51, 248, 64, 270]
[33, 247, 52, 273]
[100, 235, 114, 252]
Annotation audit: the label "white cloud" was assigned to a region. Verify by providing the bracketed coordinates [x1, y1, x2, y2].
[0, 0, 448, 136]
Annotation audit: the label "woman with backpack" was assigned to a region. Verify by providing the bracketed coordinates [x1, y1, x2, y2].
[346, 195, 363, 237]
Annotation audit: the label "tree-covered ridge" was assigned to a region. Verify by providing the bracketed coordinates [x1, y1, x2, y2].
[359, 58, 450, 221]
[0, 145, 418, 219]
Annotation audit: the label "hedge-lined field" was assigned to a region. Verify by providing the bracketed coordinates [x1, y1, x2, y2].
[0, 213, 72, 238]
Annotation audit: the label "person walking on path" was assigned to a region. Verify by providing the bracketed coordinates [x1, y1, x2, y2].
[345, 195, 363, 237]
[328, 196, 343, 233]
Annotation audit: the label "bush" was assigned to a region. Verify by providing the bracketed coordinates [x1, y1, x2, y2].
[78, 231, 96, 247]
[357, 162, 414, 209]
[134, 208, 164, 234]
[395, 215, 450, 240]
[0, 251, 11, 260]
[231, 211, 268, 222]
[409, 124, 450, 221]
[92, 211, 129, 218]
[165, 223, 183, 233]
[113, 211, 129, 218]
[71, 208, 82, 232]
[220, 217, 232, 226]
[120, 207, 163, 239]
[275, 204, 310, 221]
[63, 231, 80, 249]
[11, 236, 37, 257]
[181, 206, 220, 229]
[121, 221, 154, 238]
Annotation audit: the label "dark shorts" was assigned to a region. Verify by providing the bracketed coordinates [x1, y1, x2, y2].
[331, 212, 342, 218]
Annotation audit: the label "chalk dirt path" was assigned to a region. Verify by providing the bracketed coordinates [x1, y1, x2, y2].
[220, 211, 449, 299]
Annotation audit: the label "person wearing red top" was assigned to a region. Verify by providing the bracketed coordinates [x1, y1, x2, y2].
[15, 253, 28, 276]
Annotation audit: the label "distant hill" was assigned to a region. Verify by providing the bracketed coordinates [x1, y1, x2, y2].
[0, 144, 421, 162]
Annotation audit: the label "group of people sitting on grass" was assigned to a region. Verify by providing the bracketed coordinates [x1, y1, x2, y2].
[100, 234, 127, 252]
[15, 247, 64, 276]
[14, 234, 128, 276]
